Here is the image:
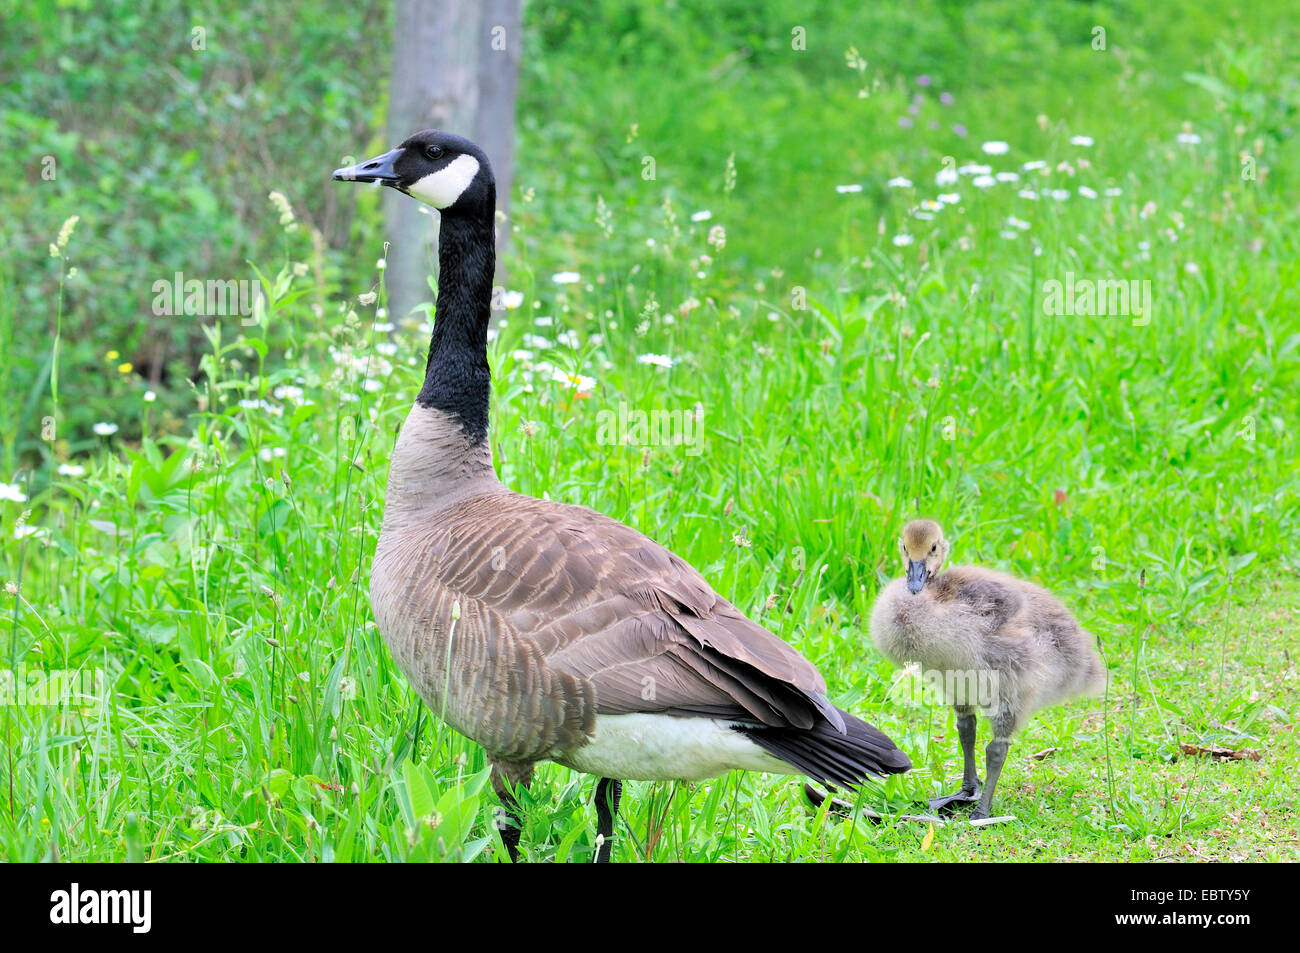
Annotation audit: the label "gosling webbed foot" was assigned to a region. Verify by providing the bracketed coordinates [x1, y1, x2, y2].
[927, 777, 982, 815]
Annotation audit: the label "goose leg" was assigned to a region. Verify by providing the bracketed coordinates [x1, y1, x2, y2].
[593, 777, 622, 863]
[491, 762, 532, 863]
[928, 707, 982, 814]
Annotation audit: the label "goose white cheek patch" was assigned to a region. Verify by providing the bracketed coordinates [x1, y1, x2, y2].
[406, 154, 480, 209]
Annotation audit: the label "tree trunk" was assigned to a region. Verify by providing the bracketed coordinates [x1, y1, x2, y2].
[475, 0, 522, 275]
[384, 0, 522, 325]
[384, 0, 480, 324]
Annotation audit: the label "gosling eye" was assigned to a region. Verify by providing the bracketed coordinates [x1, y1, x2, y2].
[930, 544, 937, 553]
[425, 145, 445, 160]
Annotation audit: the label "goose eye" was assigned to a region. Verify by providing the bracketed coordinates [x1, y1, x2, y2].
[425, 145, 444, 160]
[930, 544, 937, 553]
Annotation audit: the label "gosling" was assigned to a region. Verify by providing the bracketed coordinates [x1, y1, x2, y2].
[869, 520, 1106, 821]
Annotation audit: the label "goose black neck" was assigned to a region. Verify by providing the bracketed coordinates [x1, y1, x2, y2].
[416, 213, 495, 443]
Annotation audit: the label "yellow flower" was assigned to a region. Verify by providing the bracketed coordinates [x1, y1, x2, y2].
[105, 350, 120, 361]
[118, 362, 133, 374]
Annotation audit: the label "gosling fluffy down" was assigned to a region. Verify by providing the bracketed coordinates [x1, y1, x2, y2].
[869, 519, 1105, 819]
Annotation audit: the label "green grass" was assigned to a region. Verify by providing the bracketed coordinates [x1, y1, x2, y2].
[2, 0, 1298, 861]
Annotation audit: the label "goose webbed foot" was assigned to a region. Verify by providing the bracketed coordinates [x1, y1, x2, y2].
[802, 782, 885, 822]
[593, 777, 622, 863]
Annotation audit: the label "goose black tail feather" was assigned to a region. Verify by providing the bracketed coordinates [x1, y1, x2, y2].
[736, 709, 911, 788]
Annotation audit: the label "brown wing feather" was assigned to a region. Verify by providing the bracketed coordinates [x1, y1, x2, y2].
[391, 492, 839, 752]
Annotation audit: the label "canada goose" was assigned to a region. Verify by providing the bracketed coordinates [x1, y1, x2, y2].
[333, 131, 911, 862]
[869, 519, 1105, 821]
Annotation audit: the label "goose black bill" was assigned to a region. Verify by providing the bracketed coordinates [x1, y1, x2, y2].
[333, 148, 402, 184]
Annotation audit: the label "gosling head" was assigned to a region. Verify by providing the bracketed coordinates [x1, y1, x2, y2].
[332, 130, 494, 218]
[899, 519, 949, 594]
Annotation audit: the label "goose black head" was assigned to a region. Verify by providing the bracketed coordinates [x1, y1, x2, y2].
[899, 519, 949, 594]
[332, 130, 494, 218]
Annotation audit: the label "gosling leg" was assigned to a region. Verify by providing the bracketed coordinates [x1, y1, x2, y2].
[928, 706, 982, 814]
[593, 777, 622, 863]
[972, 739, 1009, 820]
[972, 709, 1017, 821]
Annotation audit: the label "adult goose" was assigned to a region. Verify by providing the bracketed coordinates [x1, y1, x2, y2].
[870, 519, 1106, 821]
[333, 130, 911, 862]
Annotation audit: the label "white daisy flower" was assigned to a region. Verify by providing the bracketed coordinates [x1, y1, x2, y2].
[996, 171, 1020, 182]
[1176, 132, 1201, 145]
[638, 353, 674, 368]
[1049, 189, 1071, 201]
[1006, 216, 1031, 230]
[501, 290, 525, 309]
[93, 422, 119, 436]
[1070, 135, 1094, 147]
[957, 163, 992, 176]
[1018, 189, 1040, 200]
[690, 210, 713, 222]
[938, 193, 961, 204]
[0, 483, 27, 502]
[1022, 160, 1047, 171]
[551, 271, 581, 284]
[981, 141, 1010, 155]
[1078, 186, 1098, 199]
[935, 168, 959, 187]
[836, 184, 864, 193]
[143, 390, 157, 403]
[972, 175, 996, 188]
[886, 177, 913, 188]
[552, 368, 595, 391]
[57, 464, 86, 478]
[892, 234, 915, 246]
[1103, 187, 1123, 197]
